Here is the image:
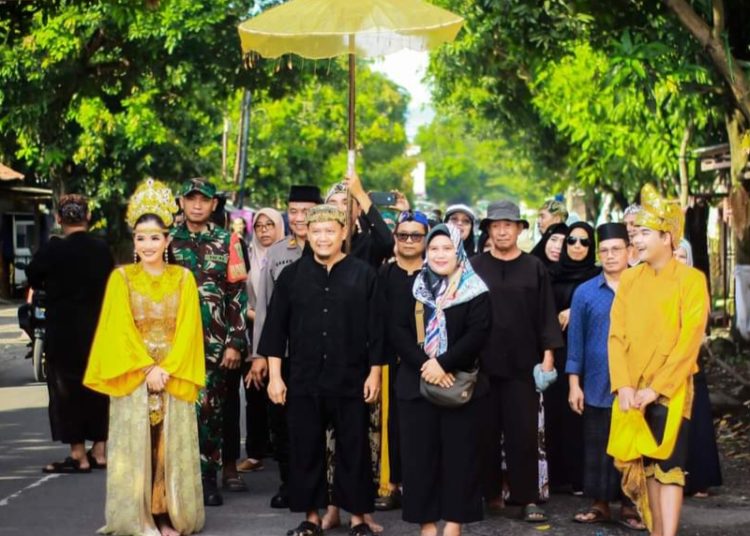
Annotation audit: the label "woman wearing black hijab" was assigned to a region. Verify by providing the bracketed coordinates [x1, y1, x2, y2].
[531, 223, 569, 267]
[545, 222, 600, 494]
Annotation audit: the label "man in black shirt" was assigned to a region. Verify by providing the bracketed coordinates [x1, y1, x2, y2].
[471, 200, 563, 523]
[259, 205, 384, 536]
[376, 210, 430, 511]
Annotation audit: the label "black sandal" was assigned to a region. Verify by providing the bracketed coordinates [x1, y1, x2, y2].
[222, 476, 248, 492]
[86, 449, 107, 469]
[286, 521, 323, 536]
[349, 523, 375, 536]
[42, 457, 91, 474]
[374, 489, 402, 511]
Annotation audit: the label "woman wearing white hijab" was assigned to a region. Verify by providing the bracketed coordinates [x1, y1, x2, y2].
[248, 208, 286, 313]
[232, 207, 285, 475]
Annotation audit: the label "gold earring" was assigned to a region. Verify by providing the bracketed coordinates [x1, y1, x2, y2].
[164, 248, 169, 264]
[134, 250, 138, 263]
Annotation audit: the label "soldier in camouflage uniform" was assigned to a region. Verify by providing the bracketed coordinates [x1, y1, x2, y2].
[170, 178, 248, 507]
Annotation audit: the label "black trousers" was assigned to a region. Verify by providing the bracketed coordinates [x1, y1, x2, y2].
[222, 363, 270, 463]
[287, 395, 374, 514]
[47, 363, 108, 444]
[482, 377, 539, 505]
[399, 397, 484, 524]
[386, 363, 402, 484]
[269, 362, 291, 486]
[544, 375, 584, 491]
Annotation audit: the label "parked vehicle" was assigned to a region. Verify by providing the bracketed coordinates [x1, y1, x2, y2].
[17, 281, 46, 382]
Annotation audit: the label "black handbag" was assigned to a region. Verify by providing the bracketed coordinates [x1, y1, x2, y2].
[415, 301, 477, 408]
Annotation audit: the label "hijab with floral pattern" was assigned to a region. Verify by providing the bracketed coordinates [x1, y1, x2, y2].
[413, 223, 488, 359]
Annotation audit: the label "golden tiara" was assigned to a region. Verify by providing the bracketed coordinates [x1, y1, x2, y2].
[126, 178, 178, 228]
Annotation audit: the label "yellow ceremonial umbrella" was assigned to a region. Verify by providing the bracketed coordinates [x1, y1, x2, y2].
[238, 0, 463, 170]
[238, 0, 463, 248]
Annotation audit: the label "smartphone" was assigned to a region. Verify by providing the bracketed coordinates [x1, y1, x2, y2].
[369, 191, 396, 206]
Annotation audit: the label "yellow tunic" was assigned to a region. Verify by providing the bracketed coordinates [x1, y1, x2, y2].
[84, 264, 206, 536]
[607, 258, 709, 530]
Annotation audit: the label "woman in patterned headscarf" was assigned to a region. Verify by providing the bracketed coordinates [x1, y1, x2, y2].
[390, 223, 490, 536]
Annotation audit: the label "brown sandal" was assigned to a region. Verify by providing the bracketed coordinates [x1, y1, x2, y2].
[573, 508, 610, 524]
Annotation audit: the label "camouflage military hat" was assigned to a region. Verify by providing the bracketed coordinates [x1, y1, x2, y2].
[305, 204, 346, 227]
[180, 177, 217, 199]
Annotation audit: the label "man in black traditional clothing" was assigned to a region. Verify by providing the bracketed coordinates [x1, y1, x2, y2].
[471, 200, 563, 524]
[259, 204, 384, 536]
[27, 194, 114, 473]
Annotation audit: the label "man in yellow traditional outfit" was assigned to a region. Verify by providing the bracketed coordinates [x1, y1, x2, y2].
[607, 184, 709, 536]
[84, 179, 206, 536]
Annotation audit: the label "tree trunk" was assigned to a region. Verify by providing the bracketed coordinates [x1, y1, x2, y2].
[678, 123, 693, 208]
[663, 0, 750, 123]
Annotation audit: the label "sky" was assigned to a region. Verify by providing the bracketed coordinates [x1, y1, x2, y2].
[371, 50, 434, 142]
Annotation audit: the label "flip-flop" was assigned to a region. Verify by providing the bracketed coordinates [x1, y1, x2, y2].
[86, 450, 107, 469]
[350, 523, 375, 536]
[523, 504, 548, 523]
[573, 508, 610, 524]
[286, 521, 323, 536]
[42, 457, 91, 474]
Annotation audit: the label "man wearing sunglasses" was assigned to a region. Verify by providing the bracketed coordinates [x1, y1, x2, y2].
[376, 210, 430, 512]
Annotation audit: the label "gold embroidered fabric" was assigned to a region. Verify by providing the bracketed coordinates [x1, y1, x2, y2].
[101, 384, 204, 536]
[635, 183, 684, 245]
[97, 264, 204, 536]
[125, 264, 181, 426]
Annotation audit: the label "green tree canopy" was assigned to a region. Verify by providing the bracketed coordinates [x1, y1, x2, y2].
[217, 64, 412, 206]
[0, 0, 337, 212]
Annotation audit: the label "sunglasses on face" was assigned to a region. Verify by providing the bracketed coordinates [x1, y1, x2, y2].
[395, 232, 426, 243]
[566, 236, 591, 247]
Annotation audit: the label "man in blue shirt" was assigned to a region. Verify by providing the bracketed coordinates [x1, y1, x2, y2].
[566, 223, 645, 530]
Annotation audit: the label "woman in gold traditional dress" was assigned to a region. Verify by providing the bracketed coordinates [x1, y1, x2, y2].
[84, 179, 206, 536]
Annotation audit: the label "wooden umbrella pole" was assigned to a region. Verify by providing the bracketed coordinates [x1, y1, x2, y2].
[345, 37, 356, 254]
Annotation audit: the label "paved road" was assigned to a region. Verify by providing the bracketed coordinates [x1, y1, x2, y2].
[1, 304, 749, 535]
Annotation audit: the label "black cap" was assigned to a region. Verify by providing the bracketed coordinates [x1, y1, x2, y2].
[288, 185, 322, 204]
[597, 223, 629, 244]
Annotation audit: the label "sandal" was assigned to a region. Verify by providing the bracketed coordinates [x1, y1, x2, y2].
[86, 449, 107, 469]
[618, 513, 647, 531]
[42, 457, 91, 474]
[374, 489, 402, 511]
[522, 504, 548, 523]
[573, 508, 610, 524]
[286, 521, 323, 536]
[222, 476, 248, 492]
[350, 522, 375, 536]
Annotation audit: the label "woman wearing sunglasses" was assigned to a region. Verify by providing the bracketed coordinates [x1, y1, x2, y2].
[545, 222, 601, 496]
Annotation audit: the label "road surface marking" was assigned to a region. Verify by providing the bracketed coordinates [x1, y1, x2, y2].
[0, 473, 60, 507]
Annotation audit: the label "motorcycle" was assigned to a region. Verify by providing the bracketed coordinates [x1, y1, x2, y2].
[17, 278, 47, 383]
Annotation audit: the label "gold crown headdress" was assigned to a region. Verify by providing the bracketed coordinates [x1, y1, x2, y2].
[126, 178, 178, 228]
[635, 184, 684, 246]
